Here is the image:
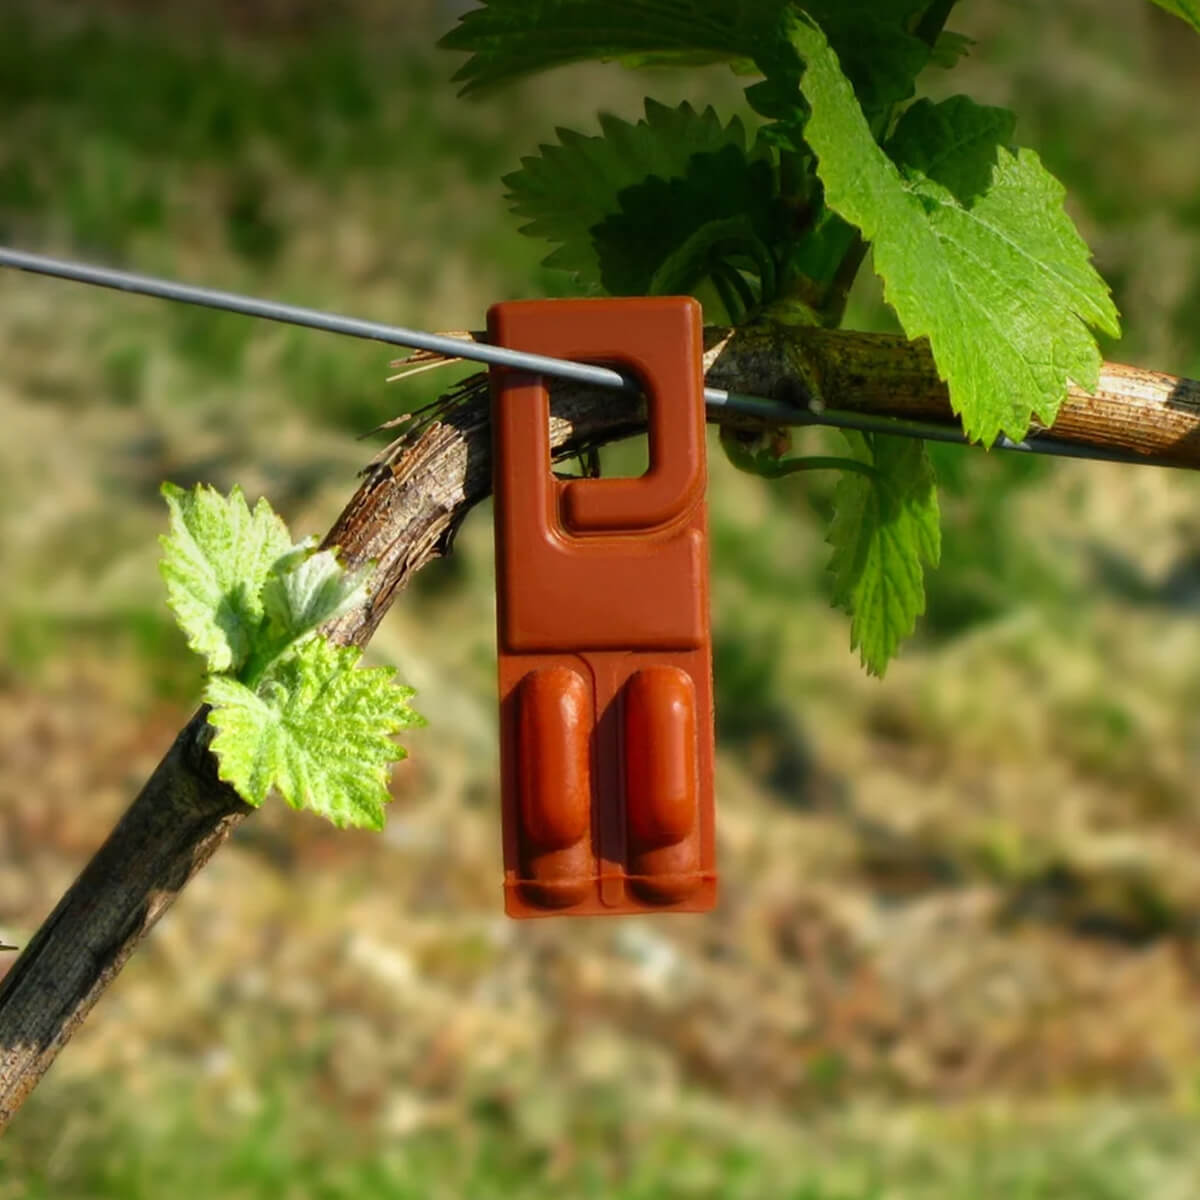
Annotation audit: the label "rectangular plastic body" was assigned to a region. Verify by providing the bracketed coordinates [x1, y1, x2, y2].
[488, 297, 717, 917]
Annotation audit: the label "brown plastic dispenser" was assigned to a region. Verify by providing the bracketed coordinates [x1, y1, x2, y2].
[488, 297, 716, 917]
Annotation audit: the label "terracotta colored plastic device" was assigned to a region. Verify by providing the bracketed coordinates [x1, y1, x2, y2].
[488, 297, 717, 918]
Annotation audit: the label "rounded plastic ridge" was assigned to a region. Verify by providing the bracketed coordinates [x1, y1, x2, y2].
[517, 667, 591, 849]
[515, 667, 593, 908]
[624, 666, 702, 903]
[624, 666, 698, 846]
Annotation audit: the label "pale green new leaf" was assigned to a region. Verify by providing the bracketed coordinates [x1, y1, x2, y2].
[827, 433, 940, 676]
[505, 100, 761, 285]
[1147, 0, 1200, 32]
[205, 637, 423, 831]
[792, 20, 1120, 446]
[159, 482, 294, 674]
[262, 548, 371, 645]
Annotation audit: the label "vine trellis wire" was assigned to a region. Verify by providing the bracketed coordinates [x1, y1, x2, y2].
[0, 244, 1180, 470]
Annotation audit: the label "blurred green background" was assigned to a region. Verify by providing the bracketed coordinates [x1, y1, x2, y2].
[1, 1, 1200, 1195]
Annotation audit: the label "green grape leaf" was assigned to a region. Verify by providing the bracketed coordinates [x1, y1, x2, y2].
[590, 143, 785, 297]
[263, 548, 371, 646]
[791, 19, 1120, 446]
[205, 637, 424, 831]
[618, 50, 759, 72]
[440, 0, 788, 95]
[929, 31, 974, 68]
[749, 2, 931, 126]
[159, 482, 295, 674]
[442, 0, 931, 115]
[798, 2, 930, 112]
[1147, 0, 1200, 32]
[827, 433, 940, 676]
[644, 216, 765, 305]
[885, 96, 1015, 205]
[505, 100, 761, 286]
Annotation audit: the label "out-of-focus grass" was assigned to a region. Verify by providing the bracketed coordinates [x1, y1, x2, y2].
[5, 1077, 1200, 1199]
[0, 3, 544, 431]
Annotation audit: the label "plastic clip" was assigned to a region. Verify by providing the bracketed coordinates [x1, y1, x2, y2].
[488, 297, 716, 917]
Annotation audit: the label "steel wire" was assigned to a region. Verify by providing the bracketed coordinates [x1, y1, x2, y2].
[0, 245, 1164, 469]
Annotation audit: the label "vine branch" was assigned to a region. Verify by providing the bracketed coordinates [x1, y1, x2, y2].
[1, 323, 1197, 1129]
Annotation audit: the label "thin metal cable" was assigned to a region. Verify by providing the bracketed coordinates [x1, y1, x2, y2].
[0, 245, 1166, 468]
